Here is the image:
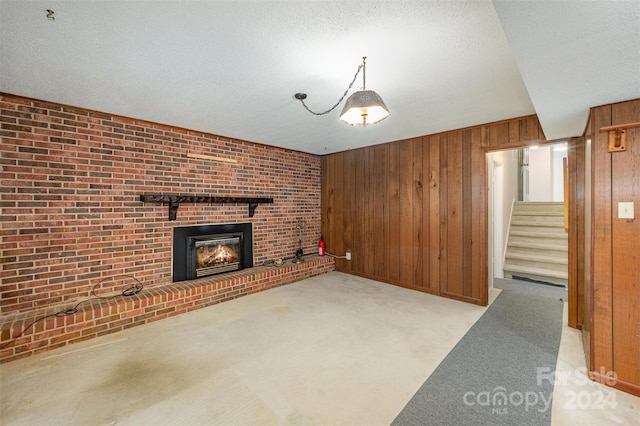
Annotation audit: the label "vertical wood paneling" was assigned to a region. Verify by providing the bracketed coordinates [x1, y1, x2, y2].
[508, 120, 520, 143]
[322, 114, 544, 306]
[428, 135, 440, 294]
[610, 101, 640, 386]
[582, 119, 593, 370]
[321, 155, 334, 253]
[399, 140, 414, 285]
[372, 144, 388, 279]
[353, 147, 368, 275]
[583, 99, 640, 395]
[445, 131, 464, 296]
[342, 151, 356, 273]
[470, 127, 487, 302]
[413, 139, 425, 287]
[439, 134, 449, 294]
[462, 129, 473, 298]
[518, 116, 540, 141]
[488, 122, 509, 148]
[419, 137, 431, 291]
[364, 148, 375, 275]
[388, 142, 401, 282]
[575, 139, 585, 328]
[568, 137, 586, 330]
[333, 154, 344, 265]
[590, 105, 614, 373]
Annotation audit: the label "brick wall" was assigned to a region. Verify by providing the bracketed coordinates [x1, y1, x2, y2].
[0, 93, 323, 314]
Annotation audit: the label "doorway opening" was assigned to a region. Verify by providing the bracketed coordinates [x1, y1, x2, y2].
[487, 143, 569, 298]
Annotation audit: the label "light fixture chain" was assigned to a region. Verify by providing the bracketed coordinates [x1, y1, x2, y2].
[297, 61, 364, 116]
[362, 56, 366, 90]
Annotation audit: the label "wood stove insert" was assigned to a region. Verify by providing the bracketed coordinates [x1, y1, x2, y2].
[173, 223, 253, 282]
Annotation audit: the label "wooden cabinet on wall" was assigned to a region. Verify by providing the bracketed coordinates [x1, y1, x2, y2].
[586, 99, 640, 396]
[321, 115, 545, 306]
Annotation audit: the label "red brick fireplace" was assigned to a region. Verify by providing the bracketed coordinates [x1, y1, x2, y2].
[0, 93, 334, 362]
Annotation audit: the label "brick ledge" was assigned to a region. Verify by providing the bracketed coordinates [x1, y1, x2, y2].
[1, 255, 334, 363]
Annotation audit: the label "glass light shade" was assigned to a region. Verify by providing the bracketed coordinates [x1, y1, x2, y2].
[339, 90, 390, 126]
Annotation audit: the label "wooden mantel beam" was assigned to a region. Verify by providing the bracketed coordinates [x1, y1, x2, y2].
[139, 194, 274, 220]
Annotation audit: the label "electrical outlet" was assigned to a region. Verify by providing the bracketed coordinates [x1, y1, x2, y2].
[346, 251, 351, 260]
[618, 202, 634, 219]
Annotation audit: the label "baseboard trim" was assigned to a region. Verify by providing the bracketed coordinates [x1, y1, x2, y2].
[589, 370, 640, 397]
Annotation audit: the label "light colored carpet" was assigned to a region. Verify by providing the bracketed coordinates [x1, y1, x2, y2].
[0, 272, 485, 425]
[1, 272, 638, 425]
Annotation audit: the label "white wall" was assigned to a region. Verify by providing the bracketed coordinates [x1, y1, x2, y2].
[497, 149, 519, 251]
[528, 144, 567, 202]
[528, 146, 552, 201]
[551, 145, 568, 201]
[487, 149, 519, 281]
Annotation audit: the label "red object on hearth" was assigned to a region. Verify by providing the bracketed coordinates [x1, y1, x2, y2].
[318, 238, 325, 256]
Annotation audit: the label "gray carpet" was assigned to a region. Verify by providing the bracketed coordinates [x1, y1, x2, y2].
[392, 278, 566, 426]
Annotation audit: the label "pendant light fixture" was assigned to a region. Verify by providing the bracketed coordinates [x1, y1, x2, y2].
[294, 57, 390, 126]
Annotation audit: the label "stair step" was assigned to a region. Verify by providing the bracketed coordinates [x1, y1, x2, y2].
[505, 259, 568, 272]
[512, 207, 564, 216]
[504, 271, 568, 287]
[513, 212, 564, 217]
[513, 202, 565, 215]
[511, 219, 565, 227]
[514, 202, 564, 207]
[503, 263, 568, 279]
[512, 212, 564, 218]
[509, 230, 567, 239]
[514, 204, 564, 209]
[507, 240, 567, 251]
[505, 251, 568, 265]
[505, 202, 567, 287]
[508, 234, 568, 244]
[506, 248, 568, 260]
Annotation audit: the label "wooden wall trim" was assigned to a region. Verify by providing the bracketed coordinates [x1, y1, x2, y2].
[567, 137, 586, 329]
[589, 371, 640, 398]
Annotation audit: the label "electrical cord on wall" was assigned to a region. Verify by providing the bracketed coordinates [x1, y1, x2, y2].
[0, 274, 144, 350]
[261, 251, 321, 267]
[3, 252, 327, 351]
[261, 254, 298, 267]
[325, 252, 348, 259]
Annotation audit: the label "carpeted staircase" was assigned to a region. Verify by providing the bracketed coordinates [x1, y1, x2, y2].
[503, 201, 568, 286]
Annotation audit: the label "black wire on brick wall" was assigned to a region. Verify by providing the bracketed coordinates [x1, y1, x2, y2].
[0, 274, 144, 351]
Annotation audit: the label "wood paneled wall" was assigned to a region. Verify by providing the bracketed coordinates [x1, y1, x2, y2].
[587, 99, 640, 396]
[321, 115, 545, 306]
[582, 115, 593, 373]
[567, 136, 586, 329]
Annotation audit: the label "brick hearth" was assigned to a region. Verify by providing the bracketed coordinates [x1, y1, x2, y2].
[1, 255, 334, 363]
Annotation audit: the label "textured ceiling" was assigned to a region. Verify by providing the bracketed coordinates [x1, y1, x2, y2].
[1, 1, 639, 155]
[494, 0, 640, 140]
